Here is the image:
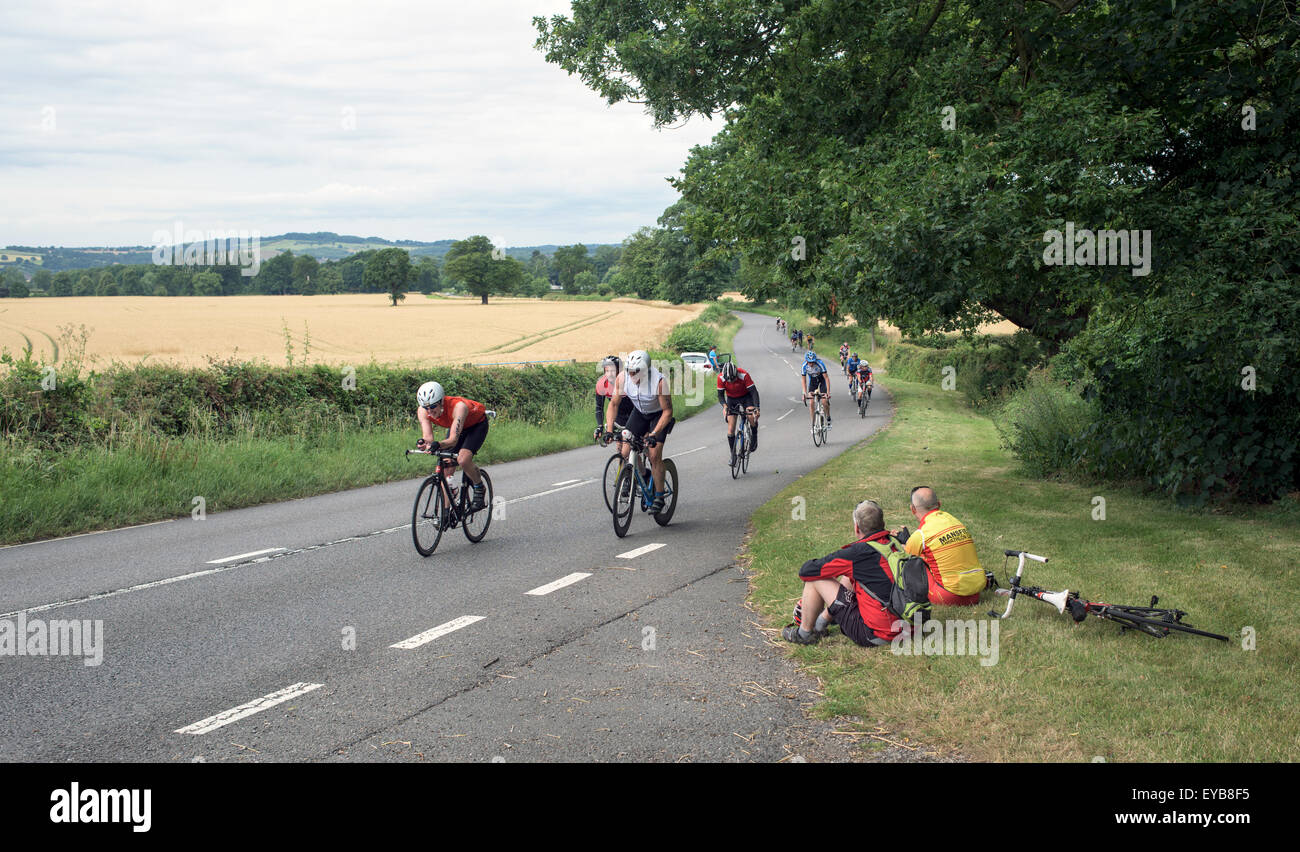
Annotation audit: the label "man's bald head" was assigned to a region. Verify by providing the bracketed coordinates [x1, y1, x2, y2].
[911, 487, 939, 512]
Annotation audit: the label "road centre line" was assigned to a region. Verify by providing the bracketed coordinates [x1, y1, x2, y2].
[617, 543, 666, 559]
[525, 573, 591, 596]
[550, 479, 582, 487]
[391, 615, 485, 649]
[503, 479, 595, 505]
[174, 682, 324, 735]
[776, 408, 795, 421]
[206, 547, 286, 564]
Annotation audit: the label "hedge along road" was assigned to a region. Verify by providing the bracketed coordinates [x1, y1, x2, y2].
[0, 313, 895, 762]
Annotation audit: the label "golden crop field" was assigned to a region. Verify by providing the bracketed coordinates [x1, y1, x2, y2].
[0, 294, 703, 368]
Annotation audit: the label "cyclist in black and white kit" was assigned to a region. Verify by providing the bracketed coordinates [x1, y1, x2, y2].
[602, 349, 675, 513]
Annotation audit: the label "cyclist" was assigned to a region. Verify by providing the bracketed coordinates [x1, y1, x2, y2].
[795, 328, 804, 348]
[800, 350, 832, 432]
[716, 361, 761, 461]
[845, 350, 860, 393]
[839, 342, 850, 374]
[594, 355, 633, 444]
[855, 356, 873, 406]
[603, 350, 675, 514]
[790, 327, 800, 349]
[416, 381, 490, 511]
[806, 332, 815, 351]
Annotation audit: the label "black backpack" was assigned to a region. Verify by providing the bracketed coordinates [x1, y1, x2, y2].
[861, 537, 932, 625]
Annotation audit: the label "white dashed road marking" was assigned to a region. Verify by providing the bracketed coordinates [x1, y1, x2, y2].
[525, 573, 591, 596]
[174, 682, 323, 735]
[391, 615, 486, 649]
[617, 543, 666, 559]
[206, 547, 285, 564]
[776, 408, 795, 421]
[550, 479, 581, 487]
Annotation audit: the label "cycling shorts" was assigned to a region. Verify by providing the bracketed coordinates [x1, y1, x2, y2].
[449, 418, 489, 455]
[624, 408, 675, 441]
[827, 585, 890, 647]
[609, 396, 634, 428]
[806, 374, 828, 395]
[725, 391, 758, 413]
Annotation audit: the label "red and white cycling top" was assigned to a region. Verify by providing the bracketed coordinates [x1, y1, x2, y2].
[717, 367, 757, 399]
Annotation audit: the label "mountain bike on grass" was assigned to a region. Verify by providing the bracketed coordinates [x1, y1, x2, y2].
[406, 448, 494, 556]
[988, 549, 1228, 641]
[606, 430, 678, 538]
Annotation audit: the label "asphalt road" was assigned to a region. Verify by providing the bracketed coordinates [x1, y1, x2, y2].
[0, 313, 895, 762]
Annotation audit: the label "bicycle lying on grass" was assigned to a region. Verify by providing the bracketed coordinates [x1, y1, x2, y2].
[405, 448, 494, 556]
[989, 549, 1228, 641]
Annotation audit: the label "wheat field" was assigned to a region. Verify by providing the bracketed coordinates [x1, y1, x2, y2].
[0, 294, 704, 368]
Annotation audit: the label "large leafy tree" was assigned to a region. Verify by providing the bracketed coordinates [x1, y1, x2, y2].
[537, 0, 1300, 501]
[443, 236, 523, 304]
[363, 247, 413, 306]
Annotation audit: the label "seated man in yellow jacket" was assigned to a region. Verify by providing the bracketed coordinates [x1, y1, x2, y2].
[895, 487, 986, 606]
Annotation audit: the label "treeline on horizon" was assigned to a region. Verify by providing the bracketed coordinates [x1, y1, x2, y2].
[0, 208, 743, 304]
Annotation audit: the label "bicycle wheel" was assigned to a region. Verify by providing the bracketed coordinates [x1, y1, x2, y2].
[730, 429, 742, 479]
[813, 408, 825, 446]
[411, 476, 446, 557]
[859, 394, 867, 418]
[741, 428, 751, 474]
[602, 453, 623, 512]
[461, 469, 494, 543]
[654, 458, 679, 526]
[612, 464, 637, 538]
[819, 407, 829, 444]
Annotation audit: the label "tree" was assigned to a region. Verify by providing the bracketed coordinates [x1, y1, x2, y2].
[292, 255, 320, 295]
[443, 236, 522, 304]
[552, 244, 592, 293]
[415, 256, 441, 294]
[254, 251, 294, 295]
[74, 274, 94, 296]
[317, 265, 344, 295]
[31, 270, 53, 294]
[51, 271, 74, 297]
[192, 271, 223, 296]
[363, 248, 413, 306]
[573, 269, 598, 294]
[536, 0, 1300, 502]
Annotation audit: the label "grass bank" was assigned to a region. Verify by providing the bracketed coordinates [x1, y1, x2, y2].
[746, 377, 1299, 762]
[1, 312, 740, 544]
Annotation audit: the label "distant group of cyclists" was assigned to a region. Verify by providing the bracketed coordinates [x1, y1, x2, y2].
[411, 317, 872, 513]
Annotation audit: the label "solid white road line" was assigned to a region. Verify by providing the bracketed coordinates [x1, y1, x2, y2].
[674, 445, 708, 457]
[525, 573, 591, 596]
[206, 547, 285, 565]
[174, 682, 324, 735]
[617, 543, 666, 559]
[776, 408, 795, 421]
[391, 615, 485, 649]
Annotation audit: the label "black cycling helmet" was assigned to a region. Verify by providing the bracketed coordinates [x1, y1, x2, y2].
[601, 354, 621, 373]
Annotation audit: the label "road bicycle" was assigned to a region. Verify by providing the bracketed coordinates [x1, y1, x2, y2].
[791, 337, 800, 352]
[725, 401, 757, 479]
[608, 431, 679, 538]
[857, 379, 872, 418]
[989, 549, 1228, 641]
[406, 448, 494, 556]
[804, 390, 829, 447]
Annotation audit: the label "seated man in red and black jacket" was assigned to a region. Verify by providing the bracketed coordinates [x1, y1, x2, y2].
[783, 499, 908, 647]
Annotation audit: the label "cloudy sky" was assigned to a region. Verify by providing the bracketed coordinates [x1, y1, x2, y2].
[0, 0, 720, 248]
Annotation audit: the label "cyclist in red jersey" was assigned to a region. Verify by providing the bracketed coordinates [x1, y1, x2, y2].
[716, 362, 761, 459]
[416, 381, 490, 511]
[595, 355, 634, 446]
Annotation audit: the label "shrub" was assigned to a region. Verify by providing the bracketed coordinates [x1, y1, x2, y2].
[664, 320, 715, 353]
[995, 372, 1097, 478]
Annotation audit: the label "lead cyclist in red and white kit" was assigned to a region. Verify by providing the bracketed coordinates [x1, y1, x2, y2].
[602, 350, 675, 513]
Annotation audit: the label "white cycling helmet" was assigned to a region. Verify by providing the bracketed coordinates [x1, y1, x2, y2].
[417, 380, 444, 408]
[626, 350, 649, 374]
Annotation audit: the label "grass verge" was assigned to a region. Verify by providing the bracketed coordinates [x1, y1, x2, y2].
[745, 377, 1299, 762]
[1, 312, 740, 544]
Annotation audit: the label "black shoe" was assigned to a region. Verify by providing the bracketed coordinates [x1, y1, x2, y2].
[470, 485, 486, 512]
[782, 624, 822, 645]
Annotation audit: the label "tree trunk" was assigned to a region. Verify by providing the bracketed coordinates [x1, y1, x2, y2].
[481, 293, 489, 305]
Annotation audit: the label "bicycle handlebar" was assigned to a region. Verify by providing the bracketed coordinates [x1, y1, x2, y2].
[1003, 549, 1048, 562]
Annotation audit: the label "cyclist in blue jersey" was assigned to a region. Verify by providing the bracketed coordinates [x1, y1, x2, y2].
[846, 351, 861, 392]
[800, 350, 832, 432]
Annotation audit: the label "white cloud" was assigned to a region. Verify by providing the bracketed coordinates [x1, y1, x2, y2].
[0, 0, 718, 246]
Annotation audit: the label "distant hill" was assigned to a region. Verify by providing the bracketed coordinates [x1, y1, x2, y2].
[1, 233, 619, 274]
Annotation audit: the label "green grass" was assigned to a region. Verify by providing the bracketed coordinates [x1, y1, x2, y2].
[746, 377, 1300, 762]
[0, 311, 740, 544]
